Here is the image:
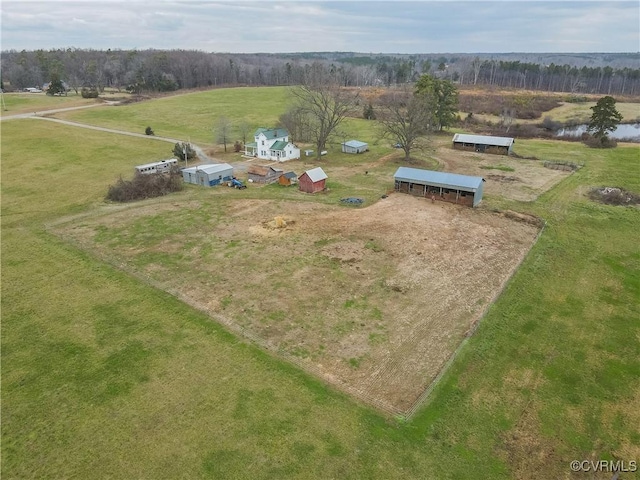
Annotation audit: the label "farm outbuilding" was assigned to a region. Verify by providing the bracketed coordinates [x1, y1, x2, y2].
[299, 167, 328, 194]
[247, 165, 284, 184]
[341, 140, 369, 154]
[452, 133, 514, 155]
[279, 172, 298, 186]
[394, 166, 484, 207]
[182, 163, 234, 187]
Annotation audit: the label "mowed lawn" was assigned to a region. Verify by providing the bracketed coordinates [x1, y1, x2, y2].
[2, 101, 640, 480]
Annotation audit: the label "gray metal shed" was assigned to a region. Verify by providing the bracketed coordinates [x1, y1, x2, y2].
[182, 163, 234, 187]
[394, 167, 484, 207]
[341, 140, 369, 154]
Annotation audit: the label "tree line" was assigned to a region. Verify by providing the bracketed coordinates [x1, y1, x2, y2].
[276, 71, 459, 161]
[2, 48, 639, 96]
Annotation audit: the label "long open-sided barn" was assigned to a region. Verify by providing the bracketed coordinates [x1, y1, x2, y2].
[452, 133, 514, 155]
[394, 166, 484, 207]
[299, 167, 327, 193]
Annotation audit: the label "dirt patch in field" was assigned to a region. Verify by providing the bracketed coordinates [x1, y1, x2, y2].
[588, 186, 640, 206]
[433, 147, 571, 202]
[53, 194, 540, 414]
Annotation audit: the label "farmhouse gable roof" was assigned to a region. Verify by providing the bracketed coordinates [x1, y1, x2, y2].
[255, 127, 289, 140]
[270, 140, 289, 151]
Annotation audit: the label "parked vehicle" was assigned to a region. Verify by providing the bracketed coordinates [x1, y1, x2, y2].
[228, 178, 247, 189]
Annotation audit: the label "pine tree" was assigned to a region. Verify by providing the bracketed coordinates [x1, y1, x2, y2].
[47, 73, 66, 96]
[588, 96, 623, 144]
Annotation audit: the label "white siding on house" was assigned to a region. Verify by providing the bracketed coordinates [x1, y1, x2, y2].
[252, 128, 300, 161]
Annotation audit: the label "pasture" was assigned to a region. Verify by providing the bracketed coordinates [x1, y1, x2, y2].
[0, 91, 99, 116]
[2, 87, 639, 479]
[52, 193, 539, 414]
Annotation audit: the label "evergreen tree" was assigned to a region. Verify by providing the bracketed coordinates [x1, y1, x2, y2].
[363, 103, 376, 120]
[173, 142, 195, 162]
[588, 96, 623, 144]
[414, 74, 458, 131]
[47, 73, 66, 96]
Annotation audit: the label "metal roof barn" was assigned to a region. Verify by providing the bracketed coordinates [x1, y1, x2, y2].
[182, 163, 234, 187]
[341, 140, 369, 154]
[452, 133, 514, 155]
[394, 166, 484, 207]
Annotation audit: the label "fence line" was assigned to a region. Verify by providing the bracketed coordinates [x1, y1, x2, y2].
[46, 214, 548, 420]
[402, 218, 548, 420]
[543, 160, 583, 171]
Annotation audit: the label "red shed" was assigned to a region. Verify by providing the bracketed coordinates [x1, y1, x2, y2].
[299, 167, 328, 193]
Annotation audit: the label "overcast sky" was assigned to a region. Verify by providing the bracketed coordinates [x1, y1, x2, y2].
[1, 1, 638, 53]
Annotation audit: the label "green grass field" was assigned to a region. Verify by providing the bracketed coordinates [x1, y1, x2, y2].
[0, 91, 100, 116]
[55, 87, 294, 145]
[2, 88, 639, 479]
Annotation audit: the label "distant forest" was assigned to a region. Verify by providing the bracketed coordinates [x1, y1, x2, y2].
[2, 49, 639, 96]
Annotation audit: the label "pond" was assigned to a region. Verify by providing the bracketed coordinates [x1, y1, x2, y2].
[556, 123, 640, 142]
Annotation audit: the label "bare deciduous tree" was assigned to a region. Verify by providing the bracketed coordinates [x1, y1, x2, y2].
[500, 107, 515, 133]
[290, 80, 358, 160]
[377, 87, 434, 161]
[237, 120, 252, 147]
[215, 116, 233, 153]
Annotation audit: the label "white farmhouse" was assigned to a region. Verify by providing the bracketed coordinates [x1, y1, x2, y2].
[244, 128, 300, 162]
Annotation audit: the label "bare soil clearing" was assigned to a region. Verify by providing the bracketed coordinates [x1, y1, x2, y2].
[433, 145, 572, 201]
[588, 186, 640, 206]
[54, 193, 540, 413]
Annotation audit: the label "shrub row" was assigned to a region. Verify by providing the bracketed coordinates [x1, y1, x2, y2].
[106, 167, 183, 202]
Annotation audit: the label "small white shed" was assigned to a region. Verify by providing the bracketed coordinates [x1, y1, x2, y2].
[341, 140, 368, 154]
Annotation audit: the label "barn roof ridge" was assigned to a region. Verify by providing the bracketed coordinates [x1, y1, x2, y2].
[394, 166, 483, 190]
[452, 133, 514, 147]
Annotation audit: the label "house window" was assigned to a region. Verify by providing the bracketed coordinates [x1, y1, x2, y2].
[262, 140, 264, 145]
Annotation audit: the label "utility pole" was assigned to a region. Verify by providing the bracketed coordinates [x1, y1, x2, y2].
[183, 144, 188, 168]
